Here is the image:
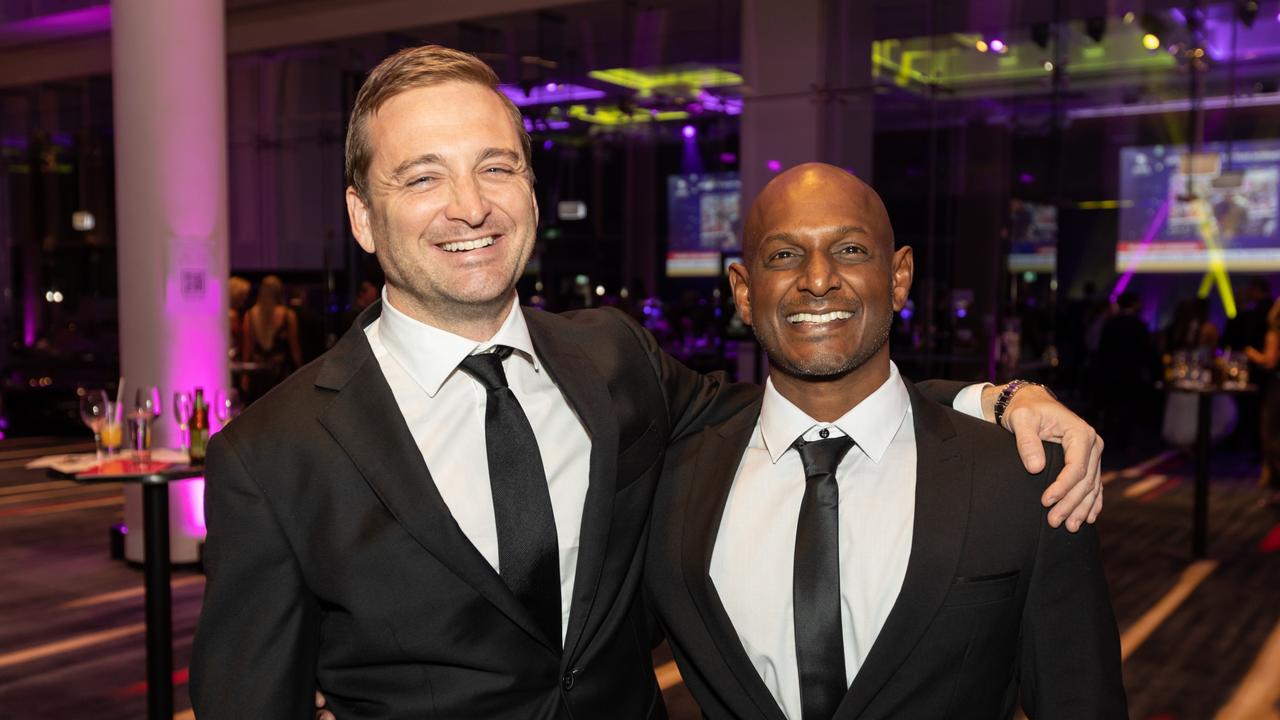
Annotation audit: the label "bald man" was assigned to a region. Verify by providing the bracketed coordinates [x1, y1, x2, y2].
[644, 164, 1126, 720]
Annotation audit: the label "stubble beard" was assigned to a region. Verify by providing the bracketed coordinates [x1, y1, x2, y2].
[373, 210, 530, 327]
[755, 294, 895, 382]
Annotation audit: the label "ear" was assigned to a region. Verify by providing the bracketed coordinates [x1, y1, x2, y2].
[727, 262, 753, 326]
[346, 187, 376, 255]
[891, 246, 914, 312]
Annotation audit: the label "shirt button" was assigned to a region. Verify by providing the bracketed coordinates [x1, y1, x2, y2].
[562, 669, 578, 691]
[818, 428, 830, 439]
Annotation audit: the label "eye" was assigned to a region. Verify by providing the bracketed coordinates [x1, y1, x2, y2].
[769, 249, 797, 261]
[837, 244, 868, 255]
[408, 175, 436, 187]
[482, 166, 515, 176]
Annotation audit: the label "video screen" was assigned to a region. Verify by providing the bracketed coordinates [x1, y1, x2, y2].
[1008, 199, 1057, 272]
[1118, 140, 1280, 272]
[666, 172, 741, 278]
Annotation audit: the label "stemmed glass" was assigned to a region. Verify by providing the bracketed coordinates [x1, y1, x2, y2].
[78, 388, 110, 463]
[215, 388, 242, 428]
[173, 391, 193, 450]
[131, 386, 162, 464]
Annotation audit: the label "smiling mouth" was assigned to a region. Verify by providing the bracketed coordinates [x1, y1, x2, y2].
[787, 310, 854, 325]
[439, 236, 497, 252]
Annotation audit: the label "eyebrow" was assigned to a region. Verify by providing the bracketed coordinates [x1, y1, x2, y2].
[389, 153, 444, 181]
[389, 148, 524, 181]
[477, 147, 523, 166]
[760, 225, 869, 246]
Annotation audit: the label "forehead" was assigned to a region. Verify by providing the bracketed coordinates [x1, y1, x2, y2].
[754, 175, 888, 244]
[367, 81, 519, 165]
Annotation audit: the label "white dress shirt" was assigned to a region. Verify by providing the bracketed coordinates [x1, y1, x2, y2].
[710, 362, 929, 720]
[365, 292, 591, 644]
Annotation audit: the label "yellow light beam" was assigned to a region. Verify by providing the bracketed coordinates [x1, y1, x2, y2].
[1193, 197, 1238, 318]
[1120, 559, 1218, 661]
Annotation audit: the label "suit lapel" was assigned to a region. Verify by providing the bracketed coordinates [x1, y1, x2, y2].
[522, 309, 620, 663]
[314, 301, 558, 652]
[681, 400, 788, 720]
[834, 380, 971, 719]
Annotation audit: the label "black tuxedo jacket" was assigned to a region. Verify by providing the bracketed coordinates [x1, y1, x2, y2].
[190, 302, 761, 719]
[644, 380, 1127, 719]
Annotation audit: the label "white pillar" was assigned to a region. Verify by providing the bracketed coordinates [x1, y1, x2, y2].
[740, 0, 874, 203]
[112, 0, 229, 563]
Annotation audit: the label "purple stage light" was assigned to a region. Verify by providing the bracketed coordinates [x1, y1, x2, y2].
[682, 124, 696, 139]
[499, 83, 606, 107]
[720, 152, 737, 163]
[1019, 172, 1035, 184]
[543, 139, 554, 150]
[1111, 198, 1172, 302]
[989, 38, 1007, 53]
[767, 159, 782, 172]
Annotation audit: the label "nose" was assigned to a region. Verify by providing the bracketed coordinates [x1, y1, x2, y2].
[797, 252, 841, 297]
[444, 174, 492, 227]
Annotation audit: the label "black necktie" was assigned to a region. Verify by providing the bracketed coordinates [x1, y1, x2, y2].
[792, 434, 855, 720]
[459, 346, 561, 647]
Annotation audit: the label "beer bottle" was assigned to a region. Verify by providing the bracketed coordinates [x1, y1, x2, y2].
[190, 387, 209, 466]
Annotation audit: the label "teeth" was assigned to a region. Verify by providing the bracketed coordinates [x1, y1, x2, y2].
[787, 311, 853, 324]
[440, 236, 496, 252]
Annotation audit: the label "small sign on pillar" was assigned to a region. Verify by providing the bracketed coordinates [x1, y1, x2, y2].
[167, 237, 214, 314]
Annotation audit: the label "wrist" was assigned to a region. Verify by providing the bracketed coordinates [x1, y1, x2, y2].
[995, 380, 1054, 428]
[981, 384, 1002, 422]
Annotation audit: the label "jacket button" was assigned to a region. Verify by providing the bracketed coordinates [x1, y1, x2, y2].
[561, 669, 577, 691]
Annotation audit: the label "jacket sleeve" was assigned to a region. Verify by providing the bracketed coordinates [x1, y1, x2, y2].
[1016, 446, 1128, 718]
[914, 379, 975, 408]
[611, 310, 760, 442]
[190, 432, 320, 719]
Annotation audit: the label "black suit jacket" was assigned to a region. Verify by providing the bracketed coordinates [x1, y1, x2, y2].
[190, 302, 760, 719]
[644, 380, 1127, 719]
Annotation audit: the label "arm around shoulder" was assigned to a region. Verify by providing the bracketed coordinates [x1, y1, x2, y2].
[1017, 446, 1127, 718]
[190, 431, 321, 719]
[608, 308, 759, 440]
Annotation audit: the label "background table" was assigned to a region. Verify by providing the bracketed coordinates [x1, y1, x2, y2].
[59, 461, 204, 720]
[1164, 383, 1257, 557]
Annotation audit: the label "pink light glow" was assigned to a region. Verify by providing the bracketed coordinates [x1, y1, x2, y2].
[176, 478, 207, 537]
[1111, 198, 1172, 302]
[989, 39, 1007, 53]
[767, 159, 782, 172]
[682, 124, 696, 139]
[0, 4, 110, 46]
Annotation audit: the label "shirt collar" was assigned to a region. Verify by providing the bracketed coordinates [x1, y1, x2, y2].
[377, 289, 540, 398]
[759, 361, 911, 465]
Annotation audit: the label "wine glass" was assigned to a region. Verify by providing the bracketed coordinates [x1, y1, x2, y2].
[78, 388, 110, 463]
[215, 388, 242, 428]
[173, 391, 193, 450]
[134, 385, 162, 420]
[131, 386, 162, 464]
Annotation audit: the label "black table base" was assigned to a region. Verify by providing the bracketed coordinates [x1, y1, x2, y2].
[143, 483, 174, 719]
